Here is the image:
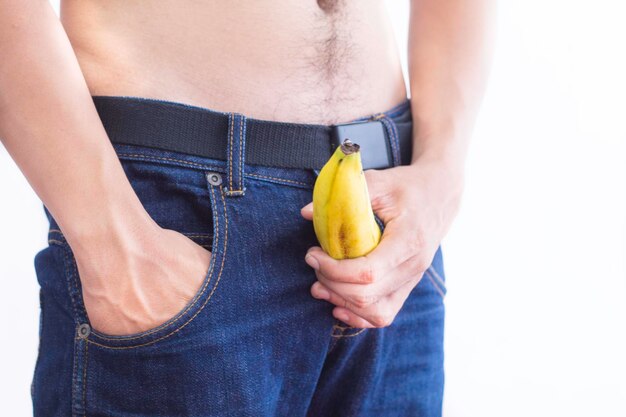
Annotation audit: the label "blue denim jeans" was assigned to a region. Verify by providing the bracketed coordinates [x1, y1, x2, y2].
[31, 96, 447, 416]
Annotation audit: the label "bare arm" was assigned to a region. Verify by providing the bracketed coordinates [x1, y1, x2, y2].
[0, 0, 155, 254]
[302, 0, 497, 328]
[0, 0, 210, 335]
[408, 0, 497, 170]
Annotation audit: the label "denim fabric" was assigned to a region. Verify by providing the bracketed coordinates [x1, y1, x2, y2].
[31, 96, 447, 417]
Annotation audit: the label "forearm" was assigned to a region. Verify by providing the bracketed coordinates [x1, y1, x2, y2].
[407, 0, 497, 171]
[0, 1, 155, 258]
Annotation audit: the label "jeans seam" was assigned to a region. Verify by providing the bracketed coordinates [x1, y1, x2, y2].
[63, 248, 88, 322]
[116, 153, 224, 172]
[427, 264, 446, 289]
[246, 173, 312, 188]
[331, 327, 368, 338]
[327, 335, 339, 355]
[113, 153, 312, 189]
[71, 337, 88, 416]
[424, 268, 446, 299]
[72, 338, 79, 415]
[229, 112, 235, 192]
[82, 342, 88, 417]
[239, 115, 245, 192]
[330, 318, 369, 339]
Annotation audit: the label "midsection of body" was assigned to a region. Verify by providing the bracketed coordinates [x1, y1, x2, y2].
[60, 0, 407, 125]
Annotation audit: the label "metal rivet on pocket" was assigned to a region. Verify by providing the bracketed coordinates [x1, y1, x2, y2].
[206, 172, 222, 186]
[77, 323, 91, 339]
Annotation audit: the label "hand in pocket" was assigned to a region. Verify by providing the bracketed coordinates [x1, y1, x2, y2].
[74, 226, 212, 336]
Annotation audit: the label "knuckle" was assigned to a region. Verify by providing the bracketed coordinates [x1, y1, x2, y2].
[367, 303, 398, 328]
[350, 292, 377, 309]
[405, 232, 426, 256]
[358, 265, 377, 284]
[370, 312, 394, 328]
[414, 256, 430, 273]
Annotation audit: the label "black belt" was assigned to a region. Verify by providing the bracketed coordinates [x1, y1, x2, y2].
[92, 95, 413, 171]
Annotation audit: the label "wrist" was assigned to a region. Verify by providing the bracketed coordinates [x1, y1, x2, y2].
[67, 203, 157, 263]
[60, 187, 159, 272]
[67, 206, 160, 288]
[410, 148, 466, 182]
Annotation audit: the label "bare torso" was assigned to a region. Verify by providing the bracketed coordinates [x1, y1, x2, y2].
[60, 0, 407, 125]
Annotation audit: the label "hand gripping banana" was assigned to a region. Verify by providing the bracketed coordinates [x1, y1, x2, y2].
[312, 138, 382, 260]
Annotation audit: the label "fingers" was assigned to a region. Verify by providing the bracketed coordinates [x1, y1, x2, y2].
[333, 308, 377, 328]
[313, 254, 422, 312]
[310, 281, 378, 328]
[305, 220, 427, 287]
[300, 202, 313, 220]
[311, 280, 375, 313]
[310, 275, 420, 328]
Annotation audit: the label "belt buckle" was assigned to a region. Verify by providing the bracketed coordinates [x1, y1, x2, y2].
[330, 119, 392, 170]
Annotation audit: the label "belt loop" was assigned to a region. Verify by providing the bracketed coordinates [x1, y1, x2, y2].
[371, 113, 401, 168]
[225, 112, 247, 197]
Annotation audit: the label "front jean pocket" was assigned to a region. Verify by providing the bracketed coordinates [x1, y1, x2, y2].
[59, 160, 230, 350]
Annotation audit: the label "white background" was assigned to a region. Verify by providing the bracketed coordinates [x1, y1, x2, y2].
[1, 1, 625, 415]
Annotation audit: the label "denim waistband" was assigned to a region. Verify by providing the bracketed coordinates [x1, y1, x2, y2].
[91, 95, 413, 172]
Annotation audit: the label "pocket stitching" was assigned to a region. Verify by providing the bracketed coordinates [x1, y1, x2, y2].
[116, 152, 223, 172]
[90, 186, 219, 341]
[84, 184, 228, 349]
[246, 172, 311, 188]
[116, 152, 313, 189]
[63, 245, 88, 323]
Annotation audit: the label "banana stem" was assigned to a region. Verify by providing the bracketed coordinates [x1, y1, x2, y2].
[340, 138, 360, 155]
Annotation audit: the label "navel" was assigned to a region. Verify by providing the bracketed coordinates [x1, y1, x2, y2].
[317, 0, 342, 14]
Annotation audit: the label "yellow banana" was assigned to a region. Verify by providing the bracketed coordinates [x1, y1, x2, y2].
[312, 138, 382, 260]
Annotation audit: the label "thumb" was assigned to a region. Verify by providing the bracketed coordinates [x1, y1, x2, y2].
[363, 169, 389, 214]
[300, 202, 313, 220]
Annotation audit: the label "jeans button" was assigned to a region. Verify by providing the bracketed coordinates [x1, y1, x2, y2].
[77, 323, 91, 339]
[206, 172, 222, 186]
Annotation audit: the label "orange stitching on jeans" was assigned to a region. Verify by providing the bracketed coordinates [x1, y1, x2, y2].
[72, 336, 79, 413]
[229, 113, 234, 192]
[246, 173, 310, 187]
[49, 228, 63, 234]
[331, 328, 367, 338]
[92, 185, 221, 342]
[82, 341, 88, 417]
[116, 153, 222, 171]
[113, 152, 311, 188]
[63, 245, 87, 317]
[424, 269, 445, 299]
[331, 318, 369, 338]
[48, 239, 65, 246]
[224, 189, 245, 196]
[238, 115, 244, 191]
[86, 186, 229, 350]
